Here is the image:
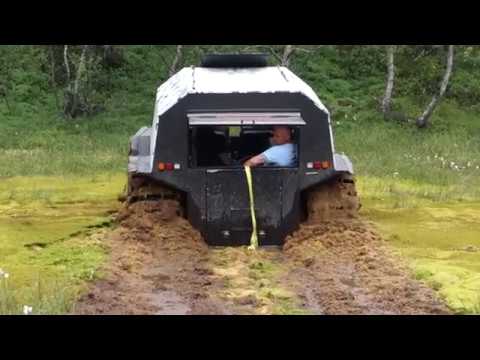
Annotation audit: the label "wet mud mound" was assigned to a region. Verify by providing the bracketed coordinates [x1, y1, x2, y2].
[116, 200, 206, 252]
[283, 219, 451, 315]
[75, 200, 230, 315]
[307, 175, 360, 223]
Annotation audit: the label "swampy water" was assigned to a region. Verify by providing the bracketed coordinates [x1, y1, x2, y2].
[0, 175, 124, 312]
[363, 199, 480, 314]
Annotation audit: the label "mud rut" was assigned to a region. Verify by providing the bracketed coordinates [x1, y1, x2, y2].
[74, 193, 451, 315]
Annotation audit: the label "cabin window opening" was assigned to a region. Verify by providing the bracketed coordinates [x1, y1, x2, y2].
[189, 124, 300, 169]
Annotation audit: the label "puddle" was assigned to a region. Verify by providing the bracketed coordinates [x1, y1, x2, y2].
[150, 291, 191, 315]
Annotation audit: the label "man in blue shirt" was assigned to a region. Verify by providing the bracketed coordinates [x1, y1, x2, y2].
[244, 126, 296, 167]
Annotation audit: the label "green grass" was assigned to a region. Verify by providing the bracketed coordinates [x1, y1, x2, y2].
[0, 110, 137, 177]
[0, 175, 124, 315]
[334, 102, 480, 202]
[0, 276, 73, 315]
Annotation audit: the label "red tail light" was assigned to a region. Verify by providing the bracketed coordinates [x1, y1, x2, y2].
[159, 162, 180, 172]
[308, 161, 332, 170]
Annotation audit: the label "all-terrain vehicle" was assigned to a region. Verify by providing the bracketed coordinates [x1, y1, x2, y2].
[127, 54, 359, 246]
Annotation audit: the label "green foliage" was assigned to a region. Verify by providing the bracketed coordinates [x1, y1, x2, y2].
[449, 68, 480, 108]
[336, 45, 386, 80]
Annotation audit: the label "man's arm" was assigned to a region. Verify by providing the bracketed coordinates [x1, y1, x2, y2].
[244, 154, 266, 167]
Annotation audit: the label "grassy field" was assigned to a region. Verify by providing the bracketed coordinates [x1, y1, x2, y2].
[1, 45, 480, 314]
[0, 175, 123, 314]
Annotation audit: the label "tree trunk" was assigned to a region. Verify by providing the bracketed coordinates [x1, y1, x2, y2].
[64, 45, 89, 118]
[63, 45, 73, 117]
[416, 45, 455, 128]
[282, 45, 295, 67]
[63, 45, 71, 84]
[103, 45, 113, 60]
[382, 45, 396, 115]
[72, 45, 88, 114]
[169, 45, 184, 76]
[102, 45, 123, 67]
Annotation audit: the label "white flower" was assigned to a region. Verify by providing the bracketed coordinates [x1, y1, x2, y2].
[23, 306, 33, 315]
[4, 273, 9, 279]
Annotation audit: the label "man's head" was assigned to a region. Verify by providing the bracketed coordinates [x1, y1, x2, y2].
[271, 126, 292, 146]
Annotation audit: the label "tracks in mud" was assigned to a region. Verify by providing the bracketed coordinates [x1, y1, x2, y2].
[74, 201, 452, 315]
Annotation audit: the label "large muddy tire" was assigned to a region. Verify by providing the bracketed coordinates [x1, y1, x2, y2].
[306, 174, 361, 224]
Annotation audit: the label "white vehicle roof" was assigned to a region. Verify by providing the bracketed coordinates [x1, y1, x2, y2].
[153, 66, 330, 122]
[145, 66, 335, 173]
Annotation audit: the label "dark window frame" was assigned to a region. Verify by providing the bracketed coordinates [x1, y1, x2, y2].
[188, 124, 301, 170]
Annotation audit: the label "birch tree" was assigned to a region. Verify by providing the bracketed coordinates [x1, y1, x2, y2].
[382, 45, 396, 115]
[63, 45, 90, 118]
[416, 45, 455, 128]
[282, 45, 295, 67]
[169, 45, 184, 76]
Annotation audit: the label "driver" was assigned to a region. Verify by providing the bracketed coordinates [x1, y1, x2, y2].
[244, 126, 296, 168]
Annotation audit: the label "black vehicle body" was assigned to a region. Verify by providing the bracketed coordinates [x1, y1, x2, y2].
[128, 55, 354, 246]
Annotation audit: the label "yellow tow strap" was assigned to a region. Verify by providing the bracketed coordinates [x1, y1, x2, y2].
[244, 166, 258, 251]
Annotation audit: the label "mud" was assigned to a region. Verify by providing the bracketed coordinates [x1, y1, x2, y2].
[307, 175, 360, 223]
[75, 201, 231, 315]
[75, 198, 452, 315]
[283, 220, 451, 315]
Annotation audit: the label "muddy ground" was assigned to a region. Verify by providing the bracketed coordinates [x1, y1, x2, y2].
[74, 199, 451, 315]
